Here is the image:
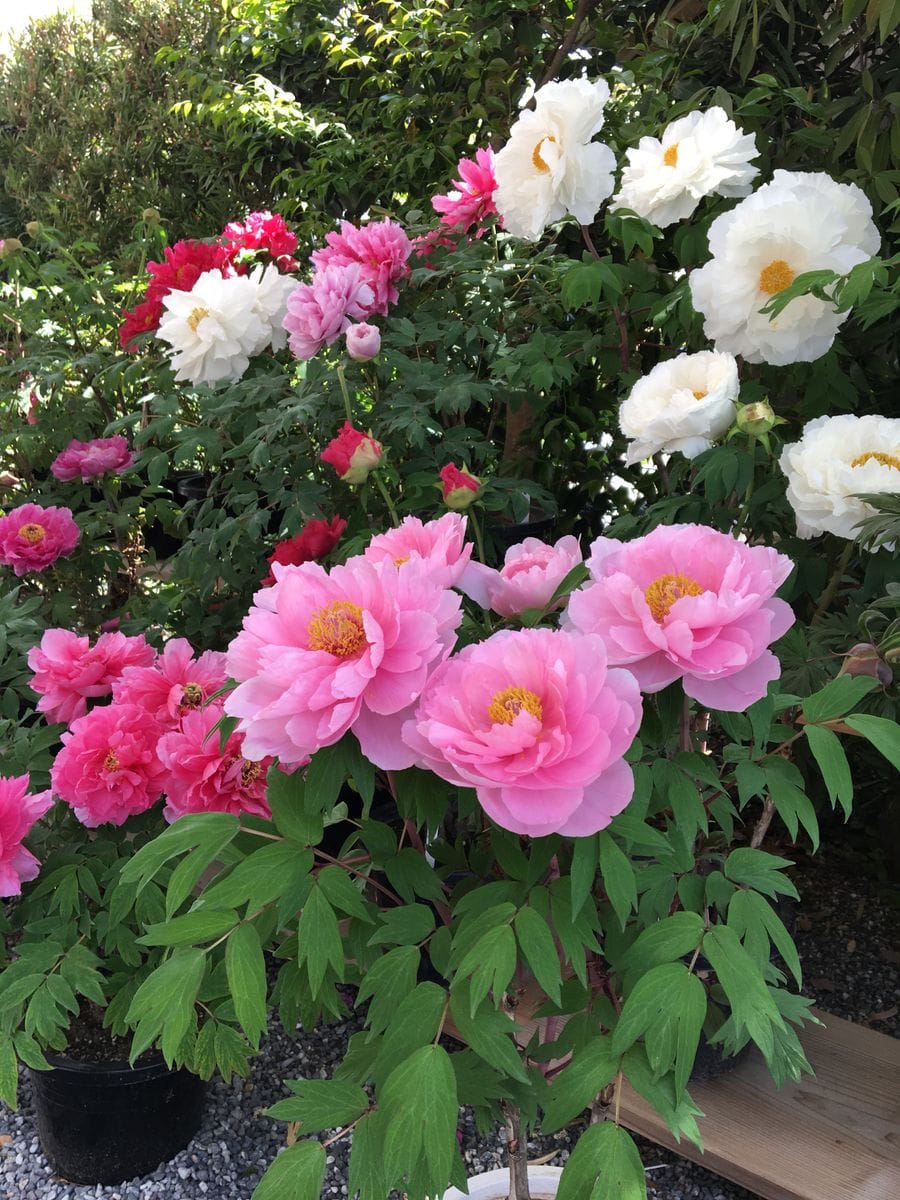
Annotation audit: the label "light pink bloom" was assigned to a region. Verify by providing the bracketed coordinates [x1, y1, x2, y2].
[112, 637, 227, 729]
[50, 436, 136, 482]
[51, 703, 166, 826]
[345, 322, 381, 361]
[225, 558, 461, 769]
[28, 628, 156, 726]
[283, 263, 375, 360]
[432, 147, 499, 235]
[311, 219, 412, 317]
[0, 503, 80, 575]
[0, 774, 53, 896]
[364, 514, 473, 588]
[565, 523, 795, 711]
[157, 702, 273, 822]
[460, 535, 582, 617]
[402, 628, 642, 837]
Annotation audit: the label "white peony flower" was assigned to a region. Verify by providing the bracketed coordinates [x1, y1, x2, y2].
[613, 107, 759, 228]
[619, 350, 739, 465]
[247, 264, 299, 354]
[157, 269, 268, 386]
[779, 414, 900, 544]
[689, 171, 880, 365]
[493, 78, 616, 241]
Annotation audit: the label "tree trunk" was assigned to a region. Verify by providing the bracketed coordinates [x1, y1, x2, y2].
[504, 1104, 531, 1200]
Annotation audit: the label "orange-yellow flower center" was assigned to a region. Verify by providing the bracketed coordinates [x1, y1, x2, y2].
[181, 682, 203, 708]
[663, 143, 679, 167]
[187, 306, 209, 332]
[103, 750, 119, 772]
[240, 759, 262, 786]
[393, 555, 410, 566]
[644, 573, 704, 623]
[531, 135, 557, 174]
[487, 686, 543, 726]
[850, 450, 900, 471]
[307, 600, 366, 657]
[758, 259, 795, 296]
[692, 390, 706, 400]
[18, 522, 46, 544]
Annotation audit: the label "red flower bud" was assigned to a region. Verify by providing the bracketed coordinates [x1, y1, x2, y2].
[320, 422, 383, 484]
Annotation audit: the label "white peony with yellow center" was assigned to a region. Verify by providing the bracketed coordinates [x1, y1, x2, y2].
[613, 107, 759, 228]
[157, 269, 268, 386]
[247, 264, 300, 354]
[778, 414, 900, 544]
[689, 170, 880, 365]
[619, 350, 739, 465]
[493, 78, 616, 241]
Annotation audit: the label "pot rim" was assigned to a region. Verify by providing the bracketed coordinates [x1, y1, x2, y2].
[38, 1049, 168, 1076]
[442, 1165, 562, 1200]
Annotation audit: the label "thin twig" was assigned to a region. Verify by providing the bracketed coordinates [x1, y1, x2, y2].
[535, 0, 597, 94]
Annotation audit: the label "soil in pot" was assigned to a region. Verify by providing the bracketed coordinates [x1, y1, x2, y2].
[29, 1009, 206, 1185]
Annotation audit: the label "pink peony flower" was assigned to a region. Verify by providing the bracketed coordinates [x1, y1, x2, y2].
[460, 535, 583, 617]
[440, 464, 481, 509]
[51, 703, 167, 826]
[402, 628, 642, 837]
[0, 503, 79, 575]
[311, 219, 412, 317]
[283, 263, 375, 361]
[565, 524, 795, 711]
[225, 558, 462, 769]
[0, 774, 54, 896]
[432, 147, 499, 235]
[112, 637, 227, 729]
[345, 322, 381, 361]
[26, 390, 40, 425]
[364, 513, 473, 588]
[157, 702, 273, 822]
[221, 210, 299, 271]
[28, 628, 156, 725]
[50, 436, 136, 482]
[320, 421, 383, 484]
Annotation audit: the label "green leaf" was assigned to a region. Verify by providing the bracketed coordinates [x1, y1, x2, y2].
[355, 945, 420, 1036]
[198, 841, 313, 914]
[802, 675, 877, 723]
[845, 714, 900, 771]
[653, 761, 708, 839]
[728, 889, 802, 987]
[120, 814, 240, 893]
[702, 926, 786, 1063]
[266, 768, 323, 844]
[618, 912, 705, 979]
[297, 884, 344, 993]
[138, 909, 238, 947]
[612, 963, 706, 1096]
[557, 1122, 647, 1200]
[266, 1079, 368, 1131]
[0, 1036, 18, 1110]
[541, 1036, 618, 1133]
[804, 725, 853, 817]
[456, 923, 517, 1014]
[126, 949, 206, 1065]
[764, 771, 820, 851]
[348, 1109, 390, 1200]
[373, 982, 447, 1087]
[723, 848, 799, 900]
[226, 923, 268, 1049]
[599, 831, 637, 930]
[622, 1044, 703, 1147]
[570, 834, 598, 918]
[381, 1045, 458, 1196]
[164, 815, 244, 918]
[368, 903, 435, 947]
[448, 984, 529, 1083]
[317, 866, 373, 921]
[251, 1140, 326, 1200]
[384, 848, 446, 905]
[514, 905, 562, 1004]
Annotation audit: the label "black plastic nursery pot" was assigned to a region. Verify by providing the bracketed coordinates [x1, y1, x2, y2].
[29, 1052, 206, 1185]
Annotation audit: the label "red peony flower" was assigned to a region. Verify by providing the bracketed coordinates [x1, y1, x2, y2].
[320, 422, 383, 484]
[262, 516, 347, 585]
[222, 210, 299, 272]
[145, 239, 234, 305]
[0, 503, 80, 575]
[440, 463, 481, 510]
[119, 297, 165, 351]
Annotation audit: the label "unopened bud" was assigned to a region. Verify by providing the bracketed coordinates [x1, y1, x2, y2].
[0, 238, 23, 257]
[736, 400, 777, 437]
[25, 221, 41, 237]
[838, 642, 893, 688]
[142, 207, 161, 224]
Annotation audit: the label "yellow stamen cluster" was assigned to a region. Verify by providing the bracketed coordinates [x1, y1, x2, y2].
[850, 451, 900, 471]
[663, 143, 679, 167]
[186, 306, 209, 332]
[307, 600, 366, 658]
[644, 573, 704, 623]
[240, 760, 262, 786]
[531, 135, 557, 174]
[488, 686, 543, 726]
[692, 390, 707, 400]
[758, 259, 795, 296]
[181, 682, 204, 708]
[103, 751, 120, 772]
[18, 522, 46, 544]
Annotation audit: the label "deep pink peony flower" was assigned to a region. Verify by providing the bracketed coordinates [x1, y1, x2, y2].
[0, 774, 54, 896]
[432, 147, 499, 235]
[440, 464, 481, 510]
[0, 503, 79, 575]
[28, 628, 156, 725]
[402, 628, 642, 837]
[320, 421, 383, 484]
[262, 516, 347, 586]
[364, 513, 473, 588]
[112, 637, 227, 729]
[460, 535, 583, 617]
[119, 297, 165, 351]
[283, 264, 375, 361]
[565, 524, 795, 711]
[51, 703, 167, 826]
[51, 436, 136, 482]
[157, 702, 273, 822]
[222, 210, 299, 272]
[311, 219, 412, 317]
[225, 558, 462, 769]
[345, 322, 381, 361]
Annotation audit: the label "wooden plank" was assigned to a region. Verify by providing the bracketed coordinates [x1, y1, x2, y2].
[618, 1010, 900, 1200]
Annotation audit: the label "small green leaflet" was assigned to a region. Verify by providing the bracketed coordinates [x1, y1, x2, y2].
[599, 830, 637, 930]
[612, 962, 706, 1095]
[380, 1045, 458, 1197]
[266, 1078, 368, 1131]
[556, 1121, 647, 1200]
[541, 1036, 618, 1133]
[251, 1140, 326, 1200]
[225, 923, 268, 1049]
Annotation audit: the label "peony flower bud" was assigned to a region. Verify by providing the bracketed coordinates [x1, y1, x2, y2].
[0, 238, 23, 257]
[142, 207, 161, 224]
[25, 221, 41, 237]
[440, 463, 481, 509]
[320, 421, 383, 484]
[345, 322, 381, 361]
[837, 642, 893, 688]
[736, 400, 778, 437]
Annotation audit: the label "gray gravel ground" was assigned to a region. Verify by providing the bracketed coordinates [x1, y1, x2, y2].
[1, 855, 896, 1200]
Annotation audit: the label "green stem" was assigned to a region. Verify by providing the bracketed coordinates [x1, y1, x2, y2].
[336, 362, 354, 423]
[732, 476, 756, 539]
[372, 471, 400, 527]
[811, 540, 855, 626]
[468, 506, 488, 565]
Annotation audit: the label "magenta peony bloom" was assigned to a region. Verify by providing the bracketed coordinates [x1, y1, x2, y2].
[221, 210, 299, 271]
[283, 263, 375, 361]
[320, 421, 383, 484]
[345, 322, 381, 361]
[440, 463, 481, 510]
[0, 503, 79, 575]
[0, 774, 53, 896]
[112, 637, 227, 729]
[565, 524, 795, 712]
[364, 513, 473, 589]
[402, 628, 642, 837]
[432, 147, 499, 235]
[50, 436, 136, 482]
[157, 702, 273, 822]
[460, 535, 583, 617]
[311, 219, 412, 317]
[51, 703, 167, 826]
[28, 628, 156, 726]
[225, 558, 462, 769]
